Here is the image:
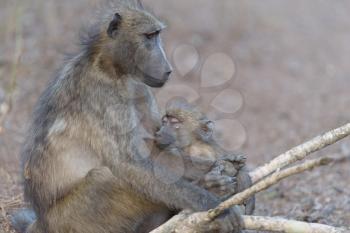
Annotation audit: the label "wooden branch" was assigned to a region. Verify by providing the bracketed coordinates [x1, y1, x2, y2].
[151, 213, 347, 233]
[208, 157, 332, 219]
[250, 123, 350, 183]
[243, 215, 347, 233]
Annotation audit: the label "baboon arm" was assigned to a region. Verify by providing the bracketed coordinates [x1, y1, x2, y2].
[176, 153, 216, 181]
[152, 149, 216, 182]
[112, 161, 220, 211]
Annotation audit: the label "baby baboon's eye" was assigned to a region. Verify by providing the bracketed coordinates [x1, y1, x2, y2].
[162, 116, 168, 124]
[145, 30, 160, 40]
[169, 117, 180, 124]
[168, 117, 181, 129]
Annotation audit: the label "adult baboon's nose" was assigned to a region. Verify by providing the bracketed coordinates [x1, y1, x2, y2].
[164, 66, 173, 78]
[165, 70, 172, 78]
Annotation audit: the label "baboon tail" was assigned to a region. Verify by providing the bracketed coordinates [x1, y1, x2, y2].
[11, 208, 36, 233]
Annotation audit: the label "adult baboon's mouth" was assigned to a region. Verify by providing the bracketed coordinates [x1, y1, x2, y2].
[143, 73, 168, 88]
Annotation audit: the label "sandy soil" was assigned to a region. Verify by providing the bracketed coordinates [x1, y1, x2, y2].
[0, 0, 349, 232]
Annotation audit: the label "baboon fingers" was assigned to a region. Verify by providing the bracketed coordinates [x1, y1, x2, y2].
[210, 164, 225, 174]
[219, 183, 236, 192]
[211, 207, 242, 233]
[221, 154, 247, 164]
[203, 176, 236, 189]
[204, 175, 236, 183]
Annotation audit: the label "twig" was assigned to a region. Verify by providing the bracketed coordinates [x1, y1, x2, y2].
[0, 194, 23, 210]
[151, 213, 347, 233]
[242, 215, 347, 233]
[249, 123, 350, 183]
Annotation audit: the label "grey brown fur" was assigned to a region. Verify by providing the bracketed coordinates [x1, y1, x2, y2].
[155, 98, 255, 214]
[15, 1, 242, 233]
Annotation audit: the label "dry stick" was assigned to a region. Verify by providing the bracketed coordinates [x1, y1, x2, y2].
[151, 214, 347, 233]
[249, 123, 350, 183]
[243, 216, 347, 233]
[151, 158, 347, 233]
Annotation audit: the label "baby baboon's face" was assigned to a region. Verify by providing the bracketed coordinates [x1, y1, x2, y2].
[155, 99, 215, 149]
[156, 113, 203, 149]
[106, 9, 172, 88]
[155, 115, 184, 149]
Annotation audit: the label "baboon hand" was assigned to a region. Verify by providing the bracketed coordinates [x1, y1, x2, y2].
[215, 154, 247, 177]
[200, 164, 237, 199]
[220, 154, 246, 166]
[208, 206, 243, 233]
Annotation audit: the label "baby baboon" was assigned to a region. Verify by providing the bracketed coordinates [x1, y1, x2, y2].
[155, 98, 255, 214]
[14, 1, 242, 233]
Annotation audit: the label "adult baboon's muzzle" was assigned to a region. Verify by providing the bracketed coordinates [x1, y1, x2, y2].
[139, 44, 173, 88]
[143, 75, 168, 88]
[143, 68, 172, 88]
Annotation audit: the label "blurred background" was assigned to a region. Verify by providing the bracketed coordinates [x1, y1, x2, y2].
[0, 0, 349, 231]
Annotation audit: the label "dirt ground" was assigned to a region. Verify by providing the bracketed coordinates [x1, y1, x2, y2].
[0, 0, 349, 232]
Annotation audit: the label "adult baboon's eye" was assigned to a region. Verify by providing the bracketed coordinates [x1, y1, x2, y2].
[145, 30, 160, 40]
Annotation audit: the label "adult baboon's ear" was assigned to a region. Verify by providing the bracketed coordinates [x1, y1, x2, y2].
[107, 13, 122, 38]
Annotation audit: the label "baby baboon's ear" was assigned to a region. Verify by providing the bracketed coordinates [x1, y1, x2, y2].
[197, 119, 215, 142]
[107, 13, 122, 39]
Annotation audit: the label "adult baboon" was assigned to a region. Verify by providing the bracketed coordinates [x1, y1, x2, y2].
[14, 1, 242, 233]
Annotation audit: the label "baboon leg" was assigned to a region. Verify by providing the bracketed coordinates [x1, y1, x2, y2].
[26, 221, 44, 233]
[39, 167, 154, 233]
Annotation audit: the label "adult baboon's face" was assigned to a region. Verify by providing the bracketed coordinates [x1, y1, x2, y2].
[106, 9, 172, 88]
